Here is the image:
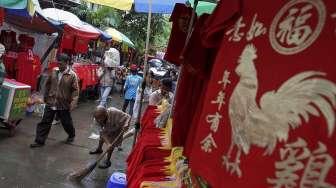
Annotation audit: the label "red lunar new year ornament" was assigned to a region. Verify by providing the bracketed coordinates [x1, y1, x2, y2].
[188, 0, 336, 187]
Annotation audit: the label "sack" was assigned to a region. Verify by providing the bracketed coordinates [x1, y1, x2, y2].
[103, 48, 120, 68]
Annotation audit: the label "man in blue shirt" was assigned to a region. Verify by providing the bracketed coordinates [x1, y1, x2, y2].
[122, 64, 142, 117]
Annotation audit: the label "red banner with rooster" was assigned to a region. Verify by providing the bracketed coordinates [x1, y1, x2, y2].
[188, 0, 336, 187]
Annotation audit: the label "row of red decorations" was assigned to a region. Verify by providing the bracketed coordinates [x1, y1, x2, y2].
[48, 61, 99, 91]
[127, 106, 172, 187]
[3, 50, 41, 91]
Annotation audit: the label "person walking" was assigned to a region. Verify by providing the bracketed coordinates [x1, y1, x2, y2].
[89, 106, 130, 169]
[98, 48, 120, 107]
[132, 71, 155, 121]
[30, 53, 79, 148]
[98, 65, 115, 107]
[122, 64, 142, 117]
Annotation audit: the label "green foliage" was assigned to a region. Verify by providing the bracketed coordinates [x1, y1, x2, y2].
[117, 11, 171, 53]
[71, 2, 123, 28]
[71, 1, 171, 55]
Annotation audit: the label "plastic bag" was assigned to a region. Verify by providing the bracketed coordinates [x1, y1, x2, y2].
[88, 118, 102, 140]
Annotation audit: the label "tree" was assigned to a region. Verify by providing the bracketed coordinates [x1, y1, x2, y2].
[117, 11, 171, 53]
[71, 1, 172, 55]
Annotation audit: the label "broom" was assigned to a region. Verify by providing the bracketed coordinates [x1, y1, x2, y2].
[68, 129, 126, 181]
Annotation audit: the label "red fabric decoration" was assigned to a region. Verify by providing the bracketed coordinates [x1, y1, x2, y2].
[127, 160, 170, 188]
[164, 3, 192, 65]
[88, 63, 99, 87]
[172, 14, 214, 149]
[126, 105, 171, 186]
[16, 50, 38, 90]
[63, 24, 99, 40]
[0, 30, 17, 51]
[59, 34, 75, 52]
[189, 0, 336, 187]
[72, 63, 85, 90]
[0, 8, 4, 26]
[73, 37, 89, 53]
[3, 51, 18, 79]
[18, 34, 35, 52]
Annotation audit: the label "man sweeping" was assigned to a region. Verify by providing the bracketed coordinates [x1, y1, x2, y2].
[89, 106, 130, 169]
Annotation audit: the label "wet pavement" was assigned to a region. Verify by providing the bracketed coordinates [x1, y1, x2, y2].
[0, 91, 134, 188]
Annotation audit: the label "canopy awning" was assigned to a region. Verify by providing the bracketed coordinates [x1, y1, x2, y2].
[41, 8, 101, 39]
[85, 0, 217, 14]
[0, 0, 27, 9]
[105, 27, 135, 48]
[134, 0, 186, 14]
[3, 0, 58, 34]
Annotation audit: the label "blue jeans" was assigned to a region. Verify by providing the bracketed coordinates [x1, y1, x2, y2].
[122, 99, 135, 117]
[99, 86, 112, 107]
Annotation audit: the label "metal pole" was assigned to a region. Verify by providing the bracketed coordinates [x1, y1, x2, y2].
[40, 34, 60, 65]
[132, 0, 152, 147]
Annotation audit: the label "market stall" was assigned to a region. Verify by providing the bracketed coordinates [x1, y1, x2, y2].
[0, 0, 59, 136]
[41, 8, 103, 92]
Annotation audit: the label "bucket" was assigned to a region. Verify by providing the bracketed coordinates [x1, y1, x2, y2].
[106, 172, 127, 188]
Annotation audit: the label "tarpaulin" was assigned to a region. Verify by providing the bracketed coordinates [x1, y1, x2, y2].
[64, 24, 100, 40]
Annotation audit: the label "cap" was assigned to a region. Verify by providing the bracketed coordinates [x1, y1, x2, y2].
[130, 64, 137, 71]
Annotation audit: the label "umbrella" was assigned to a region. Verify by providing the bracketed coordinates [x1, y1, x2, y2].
[134, 0, 185, 14]
[105, 27, 135, 48]
[85, 0, 185, 14]
[4, 0, 58, 34]
[85, 0, 133, 11]
[189, 0, 217, 15]
[41, 8, 101, 39]
[0, 0, 27, 9]
[42, 8, 82, 26]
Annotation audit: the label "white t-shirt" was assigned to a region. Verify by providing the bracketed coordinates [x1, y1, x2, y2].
[149, 89, 174, 106]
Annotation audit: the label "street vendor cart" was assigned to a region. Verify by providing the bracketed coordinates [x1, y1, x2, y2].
[0, 78, 30, 136]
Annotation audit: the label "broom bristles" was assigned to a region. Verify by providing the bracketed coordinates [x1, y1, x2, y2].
[68, 161, 98, 181]
[68, 129, 127, 181]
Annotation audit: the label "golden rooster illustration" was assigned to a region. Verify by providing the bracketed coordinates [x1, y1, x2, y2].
[222, 44, 336, 177]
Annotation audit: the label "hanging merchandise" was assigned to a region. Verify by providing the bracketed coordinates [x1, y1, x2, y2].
[18, 34, 35, 52]
[188, 0, 336, 187]
[164, 3, 193, 65]
[0, 8, 4, 26]
[0, 30, 17, 51]
[59, 34, 75, 52]
[172, 14, 214, 150]
[74, 37, 90, 54]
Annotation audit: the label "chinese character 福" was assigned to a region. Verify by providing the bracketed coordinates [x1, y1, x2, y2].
[276, 5, 313, 46]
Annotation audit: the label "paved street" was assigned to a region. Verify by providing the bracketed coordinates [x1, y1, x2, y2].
[0, 91, 133, 188]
